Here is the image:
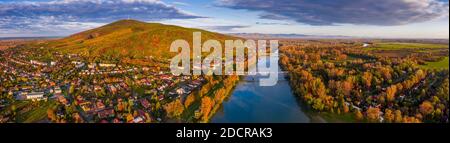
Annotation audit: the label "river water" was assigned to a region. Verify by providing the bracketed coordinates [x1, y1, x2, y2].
[211, 53, 312, 123]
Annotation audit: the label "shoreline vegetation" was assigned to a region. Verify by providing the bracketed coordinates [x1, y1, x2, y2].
[174, 61, 257, 123]
[175, 58, 258, 123]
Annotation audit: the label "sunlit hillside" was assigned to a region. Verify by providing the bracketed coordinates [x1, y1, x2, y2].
[39, 20, 238, 60]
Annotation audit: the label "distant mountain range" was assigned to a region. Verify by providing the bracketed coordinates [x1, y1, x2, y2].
[228, 33, 355, 39]
[0, 37, 61, 40]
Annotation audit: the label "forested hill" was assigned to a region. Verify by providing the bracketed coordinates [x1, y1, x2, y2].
[38, 19, 238, 60]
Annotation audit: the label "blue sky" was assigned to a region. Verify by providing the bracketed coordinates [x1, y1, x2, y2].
[0, 0, 449, 38]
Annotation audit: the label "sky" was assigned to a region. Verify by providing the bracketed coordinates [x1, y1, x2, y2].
[0, 0, 449, 39]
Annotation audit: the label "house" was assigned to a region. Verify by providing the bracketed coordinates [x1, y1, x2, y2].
[88, 64, 96, 69]
[94, 85, 102, 91]
[113, 118, 122, 123]
[56, 106, 65, 118]
[133, 116, 145, 123]
[140, 99, 151, 109]
[50, 61, 57, 66]
[24, 92, 45, 101]
[72, 62, 85, 68]
[96, 100, 106, 111]
[194, 110, 202, 119]
[97, 108, 115, 119]
[160, 75, 172, 80]
[54, 87, 62, 95]
[158, 95, 165, 101]
[71, 61, 83, 65]
[192, 80, 202, 85]
[108, 85, 117, 94]
[145, 89, 156, 95]
[176, 88, 185, 95]
[99, 63, 116, 67]
[363, 42, 373, 47]
[379, 112, 385, 123]
[58, 96, 69, 105]
[352, 105, 362, 111]
[79, 102, 93, 113]
[120, 83, 129, 90]
[30, 60, 47, 66]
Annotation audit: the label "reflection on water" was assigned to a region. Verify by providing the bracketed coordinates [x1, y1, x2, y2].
[211, 55, 311, 123]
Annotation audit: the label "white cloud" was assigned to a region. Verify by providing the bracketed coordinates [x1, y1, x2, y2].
[218, 0, 449, 26]
[158, 17, 249, 32]
[0, 0, 201, 37]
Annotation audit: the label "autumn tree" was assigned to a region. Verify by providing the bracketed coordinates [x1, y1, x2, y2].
[312, 98, 324, 111]
[312, 79, 327, 98]
[419, 101, 434, 116]
[342, 80, 353, 97]
[47, 108, 57, 122]
[394, 110, 403, 123]
[342, 103, 349, 113]
[366, 107, 381, 122]
[164, 99, 184, 118]
[379, 67, 392, 80]
[144, 112, 152, 123]
[362, 72, 373, 88]
[386, 85, 397, 102]
[126, 113, 134, 123]
[384, 109, 394, 123]
[355, 110, 364, 121]
[184, 94, 196, 108]
[200, 96, 215, 122]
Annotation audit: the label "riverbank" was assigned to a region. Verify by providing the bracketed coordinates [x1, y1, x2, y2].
[177, 75, 240, 123]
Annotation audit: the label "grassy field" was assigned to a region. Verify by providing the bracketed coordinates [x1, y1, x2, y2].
[367, 42, 448, 50]
[315, 112, 357, 123]
[16, 101, 56, 123]
[421, 57, 449, 69]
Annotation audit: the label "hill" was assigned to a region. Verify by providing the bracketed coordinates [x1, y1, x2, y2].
[38, 20, 239, 61]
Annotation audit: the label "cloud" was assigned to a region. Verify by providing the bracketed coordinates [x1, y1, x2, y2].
[0, 0, 201, 36]
[159, 17, 250, 32]
[255, 22, 292, 25]
[218, 0, 449, 26]
[258, 13, 289, 21]
[203, 25, 249, 31]
[172, 1, 190, 6]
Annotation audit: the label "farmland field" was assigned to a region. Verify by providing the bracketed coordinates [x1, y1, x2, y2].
[370, 42, 449, 50]
[421, 57, 449, 69]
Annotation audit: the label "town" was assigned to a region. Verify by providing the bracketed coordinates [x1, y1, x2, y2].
[0, 46, 214, 123]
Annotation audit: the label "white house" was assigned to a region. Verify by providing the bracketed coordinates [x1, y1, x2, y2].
[54, 87, 62, 94]
[99, 63, 116, 67]
[176, 88, 185, 95]
[75, 63, 85, 68]
[30, 60, 47, 66]
[25, 92, 45, 100]
[88, 64, 96, 69]
[363, 43, 372, 47]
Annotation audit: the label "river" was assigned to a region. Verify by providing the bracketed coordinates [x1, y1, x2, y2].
[211, 53, 315, 123]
